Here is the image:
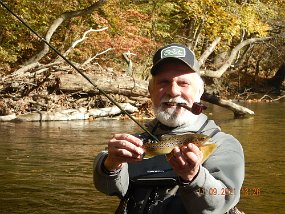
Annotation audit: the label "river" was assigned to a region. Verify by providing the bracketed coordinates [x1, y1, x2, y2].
[0, 102, 284, 213]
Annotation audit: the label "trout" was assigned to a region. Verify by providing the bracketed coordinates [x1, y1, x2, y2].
[143, 133, 217, 163]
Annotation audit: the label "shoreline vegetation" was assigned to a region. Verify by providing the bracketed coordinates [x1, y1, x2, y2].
[1, 66, 284, 122]
[1, 1, 285, 122]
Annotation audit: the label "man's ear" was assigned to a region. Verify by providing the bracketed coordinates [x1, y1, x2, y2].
[198, 85, 204, 98]
[193, 74, 204, 102]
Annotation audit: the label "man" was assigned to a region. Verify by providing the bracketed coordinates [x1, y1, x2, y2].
[93, 44, 245, 214]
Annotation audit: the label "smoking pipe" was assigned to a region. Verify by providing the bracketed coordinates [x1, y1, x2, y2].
[177, 102, 207, 115]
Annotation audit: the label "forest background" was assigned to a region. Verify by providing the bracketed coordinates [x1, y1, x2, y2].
[0, 0, 285, 120]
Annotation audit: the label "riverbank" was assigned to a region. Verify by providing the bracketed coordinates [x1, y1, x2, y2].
[1, 66, 284, 122]
[0, 66, 154, 122]
[0, 103, 154, 122]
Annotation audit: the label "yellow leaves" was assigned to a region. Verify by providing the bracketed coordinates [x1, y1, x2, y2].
[0, 46, 17, 63]
[0, 0, 283, 71]
[167, 0, 271, 48]
[238, 4, 270, 37]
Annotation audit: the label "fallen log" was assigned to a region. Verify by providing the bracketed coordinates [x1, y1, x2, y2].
[0, 113, 17, 121]
[59, 72, 149, 99]
[11, 103, 138, 122]
[15, 108, 89, 122]
[202, 93, 255, 118]
[88, 103, 138, 118]
[1, 68, 255, 121]
[59, 72, 254, 118]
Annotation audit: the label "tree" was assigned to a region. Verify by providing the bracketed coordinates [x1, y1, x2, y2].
[1, 0, 285, 119]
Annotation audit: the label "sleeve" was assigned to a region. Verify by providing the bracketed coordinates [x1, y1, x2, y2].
[178, 132, 245, 213]
[93, 151, 130, 198]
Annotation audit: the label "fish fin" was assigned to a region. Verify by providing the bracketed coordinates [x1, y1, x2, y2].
[200, 144, 217, 163]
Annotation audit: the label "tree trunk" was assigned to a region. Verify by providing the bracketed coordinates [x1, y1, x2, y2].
[200, 37, 272, 78]
[268, 63, 285, 90]
[23, 0, 107, 66]
[199, 37, 221, 66]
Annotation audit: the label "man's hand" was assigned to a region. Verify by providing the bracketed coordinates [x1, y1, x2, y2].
[167, 143, 203, 182]
[104, 133, 144, 172]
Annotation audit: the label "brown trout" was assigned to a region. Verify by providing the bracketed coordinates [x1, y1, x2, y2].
[143, 133, 217, 163]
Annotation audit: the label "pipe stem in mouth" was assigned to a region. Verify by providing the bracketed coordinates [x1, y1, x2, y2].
[177, 103, 192, 111]
[177, 102, 207, 115]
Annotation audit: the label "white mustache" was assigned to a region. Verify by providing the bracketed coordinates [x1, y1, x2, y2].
[160, 96, 190, 105]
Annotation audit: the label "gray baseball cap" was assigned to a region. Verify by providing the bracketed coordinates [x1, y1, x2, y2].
[151, 43, 200, 75]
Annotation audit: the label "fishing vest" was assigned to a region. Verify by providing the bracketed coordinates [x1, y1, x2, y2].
[115, 119, 220, 214]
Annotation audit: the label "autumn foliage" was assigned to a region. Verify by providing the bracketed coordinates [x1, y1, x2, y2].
[0, 0, 285, 80]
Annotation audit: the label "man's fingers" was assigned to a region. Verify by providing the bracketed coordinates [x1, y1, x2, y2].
[170, 147, 188, 167]
[113, 133, 143, 147]
[109, 146, 143, 159]
[167, 144, 202, 169]
[181, 146, 198, 165]
[183, 144, 203, 164]
[107, 133, 144, 164]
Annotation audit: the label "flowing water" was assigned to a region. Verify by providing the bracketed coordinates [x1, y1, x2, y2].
[0, 103, 284, 213]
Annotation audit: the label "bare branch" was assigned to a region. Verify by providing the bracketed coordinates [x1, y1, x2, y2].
[259, 94, 285, 102]
[259, 94, 273, 101]
[273, 95, 285, 101]
[11, 62, 40, 77]
[82, 48, 113, 65]
[23, 0, 108, 66]
[123, 50, 137, 75]
[199, 37, 221, 66]
[63, 27, 108, 57]
[200, 37, 272, 78]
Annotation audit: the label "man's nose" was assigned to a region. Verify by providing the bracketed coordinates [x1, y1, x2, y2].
[167, 82, 181, 97]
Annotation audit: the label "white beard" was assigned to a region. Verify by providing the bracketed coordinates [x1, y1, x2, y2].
[153, 96, 199, 127]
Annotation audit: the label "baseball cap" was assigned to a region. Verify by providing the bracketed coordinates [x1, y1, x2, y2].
[151, 43, 200, 75]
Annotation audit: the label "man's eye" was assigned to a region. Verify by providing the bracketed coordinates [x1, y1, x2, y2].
[179, 82, 190, 87]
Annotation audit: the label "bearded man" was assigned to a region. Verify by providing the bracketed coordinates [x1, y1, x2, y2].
[93, 44, 245, 214]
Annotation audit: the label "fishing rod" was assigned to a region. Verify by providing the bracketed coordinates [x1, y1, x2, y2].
[0, 1, 159, 142]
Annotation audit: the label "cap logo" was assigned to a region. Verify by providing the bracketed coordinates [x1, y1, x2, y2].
[161, 46, 186, 59]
